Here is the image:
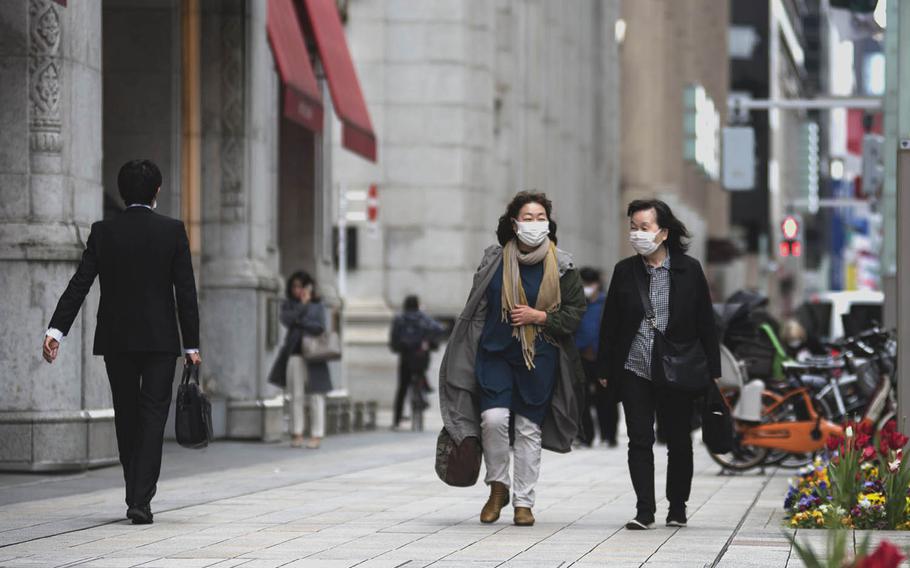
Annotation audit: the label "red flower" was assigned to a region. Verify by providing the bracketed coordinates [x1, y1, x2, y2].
[862, 445, 877, 462]
[880, 436, 891, 457]
[859, 419, 875, 436]
[855, 433, 872, 450]
[882, 419, 897, 435]
[890, 432, 909, 450]
[827, 434, 844, 452]
[855, 541, 905, 568]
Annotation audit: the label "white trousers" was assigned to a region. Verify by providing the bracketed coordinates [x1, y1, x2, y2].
[480, 407, 542, 508]
[288, 355, 326, 438]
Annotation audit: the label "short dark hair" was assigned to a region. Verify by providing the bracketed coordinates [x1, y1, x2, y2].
[117, 159, 162, 205]
[627, 199, 691, 254]
[285, 270, 320, 302]
[403, 295, 420, 312]
[578, 267, 602, 285]
[495, 191, 558, 246]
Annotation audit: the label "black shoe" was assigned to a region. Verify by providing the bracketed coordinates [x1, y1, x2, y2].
[666, 507, 687, 528]
[127, 504, 153, 525]
[607, 439, 618, 448]
[625, 515, 655, 530]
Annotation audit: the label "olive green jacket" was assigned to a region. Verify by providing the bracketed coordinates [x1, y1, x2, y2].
[438, 244, 587, 453]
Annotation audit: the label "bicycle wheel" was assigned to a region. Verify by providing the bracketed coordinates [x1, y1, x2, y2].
[709, 442, 770, 472]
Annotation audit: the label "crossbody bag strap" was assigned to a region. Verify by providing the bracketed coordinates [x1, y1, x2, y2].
[631, 262, 660, 333]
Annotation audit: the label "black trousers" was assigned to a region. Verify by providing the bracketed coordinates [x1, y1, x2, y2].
[618, 369, 694, 518]
[104, 352, 178, 507]
[579, 360, 619, 445]
[393, 355, 412, 426]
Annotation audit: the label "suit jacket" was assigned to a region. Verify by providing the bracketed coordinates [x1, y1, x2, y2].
[48, 207, 200, 356]
[595, 252, 721, 382]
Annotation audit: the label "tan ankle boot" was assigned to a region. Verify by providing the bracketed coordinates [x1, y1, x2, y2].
[513, 507, 535, 526]
[480, 482, 510, 523]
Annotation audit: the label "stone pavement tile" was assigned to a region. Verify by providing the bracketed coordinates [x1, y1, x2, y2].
[69, 557, 163, 568]
[279, 559, 360, 567]
[201, 560, 250, 568]
[0, 552, 97, 568]
[136, 559, 227, 568]
[716, 547, 792, 568]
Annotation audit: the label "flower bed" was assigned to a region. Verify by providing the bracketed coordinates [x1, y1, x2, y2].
[784, 420, 910, 530]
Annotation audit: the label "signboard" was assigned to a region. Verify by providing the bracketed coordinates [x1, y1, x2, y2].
[722, 126, 755, 190]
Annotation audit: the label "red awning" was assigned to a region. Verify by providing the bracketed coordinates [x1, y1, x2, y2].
[300, 0, 377, 162]
[267, 0, 324, 132]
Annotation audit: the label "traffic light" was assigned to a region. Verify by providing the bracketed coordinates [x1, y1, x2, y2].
[779, 214, 802, 257]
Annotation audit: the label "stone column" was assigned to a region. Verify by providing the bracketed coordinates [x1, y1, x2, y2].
[199, 0, 283, 440]
[0, 0, 111, 470]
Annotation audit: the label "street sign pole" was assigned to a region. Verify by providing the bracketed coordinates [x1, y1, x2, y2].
[897, 141, 910, 432]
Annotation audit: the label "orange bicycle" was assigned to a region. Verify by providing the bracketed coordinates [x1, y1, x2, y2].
[710, 346, 843, 472]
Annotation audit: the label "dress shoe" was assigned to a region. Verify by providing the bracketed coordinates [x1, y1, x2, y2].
[513, 507, 535, 526]
[479, 481, 510, 523]
[127, 504, 153, 525]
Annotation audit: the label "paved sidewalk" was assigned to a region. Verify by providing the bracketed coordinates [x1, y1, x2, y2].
[1, 429, 910, 568]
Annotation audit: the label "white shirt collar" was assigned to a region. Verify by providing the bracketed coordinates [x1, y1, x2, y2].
[127, 203, 153, 210]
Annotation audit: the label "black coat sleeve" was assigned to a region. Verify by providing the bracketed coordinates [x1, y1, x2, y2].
[694, 260, 721, 378]
[172, 222, 200, 350]
[48, 223, 101, 335]
[595, 263, 622, 380]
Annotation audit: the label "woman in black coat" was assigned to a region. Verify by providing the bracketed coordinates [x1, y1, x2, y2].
[596, 199, 721, 530]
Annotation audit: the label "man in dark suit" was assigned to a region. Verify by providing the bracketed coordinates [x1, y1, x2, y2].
[42, 159, 201, 525]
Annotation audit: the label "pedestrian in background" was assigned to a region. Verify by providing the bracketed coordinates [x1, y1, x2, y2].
[574, 267, 618, 447]
[42, 160, 201, 525]
[596, 199, 721, 530]
[439, 191, 586, 527]
[268, 271, 332, 449]
[389, 295, 444, 430]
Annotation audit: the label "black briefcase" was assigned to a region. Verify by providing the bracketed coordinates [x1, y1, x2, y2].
[175, 364, 213, 449]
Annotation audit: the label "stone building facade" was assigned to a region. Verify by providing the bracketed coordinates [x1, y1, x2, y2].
[333, 0, 624, 402]
[0, 0, 373, 470]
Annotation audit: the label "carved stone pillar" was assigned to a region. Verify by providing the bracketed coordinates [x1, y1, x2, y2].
[199, 0, 283, 440]
[0, 0, 110, 470]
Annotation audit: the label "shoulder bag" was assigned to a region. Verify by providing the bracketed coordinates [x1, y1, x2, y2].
[434, 428, 482, 487]
[302, 305, 342, 362]
[633, 264, 710, 392]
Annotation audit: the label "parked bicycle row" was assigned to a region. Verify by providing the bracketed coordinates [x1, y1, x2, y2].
[710, 290, 896, 472]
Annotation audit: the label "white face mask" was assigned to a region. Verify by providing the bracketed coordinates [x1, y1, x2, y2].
[583, 286, 596, 299]
[514, 220, 550, 248]
[629, 230, 662, 256]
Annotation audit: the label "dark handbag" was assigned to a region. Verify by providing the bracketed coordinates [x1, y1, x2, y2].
[633, 264, 710, 392]
[175, 364, 213, 449]
[701, 381, 735, 454]
[434, 428, 481, 487]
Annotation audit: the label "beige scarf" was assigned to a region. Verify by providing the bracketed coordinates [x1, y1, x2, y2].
[501, 239, 561, 369]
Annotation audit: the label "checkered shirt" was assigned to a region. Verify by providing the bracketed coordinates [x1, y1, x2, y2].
[624, 252, 671, 380]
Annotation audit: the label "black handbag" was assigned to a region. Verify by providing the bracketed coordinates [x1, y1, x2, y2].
[434, 428, 482, 487]
[175, 364, 213, 449]
[633, 264, 710, 392]
[701, 381, 735, 454]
